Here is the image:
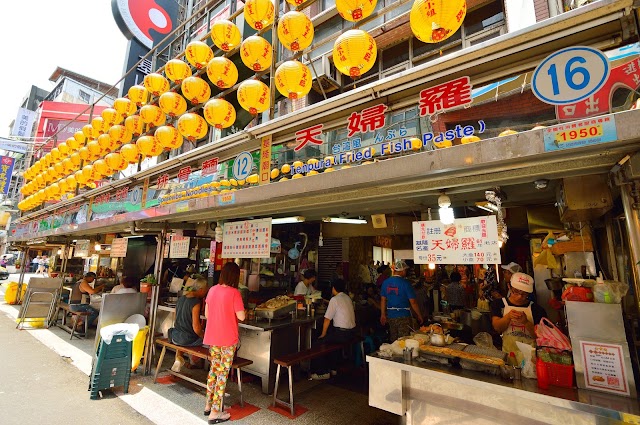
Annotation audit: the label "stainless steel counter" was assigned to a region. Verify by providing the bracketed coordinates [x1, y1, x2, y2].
[367, 354, 640, 425]
[239, 315, 320, 332]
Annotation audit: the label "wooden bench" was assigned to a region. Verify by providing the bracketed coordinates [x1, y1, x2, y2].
[153, 337, 253, 407]
[57, 302, 90, 340]
[272, 337, 364, 416]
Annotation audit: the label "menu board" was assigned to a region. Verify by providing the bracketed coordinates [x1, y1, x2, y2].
[74, 240, 90, 258]
[110, 238, 128, 258]
[581, 341, 630, 396]
[412, 216, 501, 264]
[222, 218, 272, 259]
[170, 235, 190, 259]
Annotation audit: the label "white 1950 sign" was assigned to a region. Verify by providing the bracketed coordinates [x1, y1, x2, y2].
[532, 46, 610, 105]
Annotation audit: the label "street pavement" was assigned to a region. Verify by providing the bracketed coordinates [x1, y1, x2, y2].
[0, 292, 153, 425]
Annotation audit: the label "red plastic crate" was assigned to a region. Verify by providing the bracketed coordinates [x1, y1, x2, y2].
[541, 360, 574, 388]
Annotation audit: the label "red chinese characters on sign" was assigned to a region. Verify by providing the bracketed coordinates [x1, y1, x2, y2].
[177, 166, 192, 182]
[115, 187, 129, 202]
[347, 104, 388, 137]
[157, 173, 169, 189]
[419, 76, 472, 116]
[95, 193, 111, 205]
[294, 124, 324, 151]
[201, 158, 219, 176]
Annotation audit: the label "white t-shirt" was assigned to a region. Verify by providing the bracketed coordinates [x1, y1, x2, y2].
[111, 285, 137, 294]
[294, 281, 313, 296]
[325, 292, 356, 329]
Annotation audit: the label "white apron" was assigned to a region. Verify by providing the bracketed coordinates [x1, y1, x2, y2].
[501, 298, 536, 353]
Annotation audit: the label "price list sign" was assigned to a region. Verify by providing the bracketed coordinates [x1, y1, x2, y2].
[412, 216, 501, 265]
[543, 115, 617, 152]
[110, 238, 128, 258]
[581, 341, 630, 396]
[222, 218, 272, 259]
[170, 235, 190, 259]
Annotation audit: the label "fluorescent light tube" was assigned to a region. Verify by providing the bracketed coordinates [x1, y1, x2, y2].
[271, 216, 305, 224]
[322, 217, 367, 224]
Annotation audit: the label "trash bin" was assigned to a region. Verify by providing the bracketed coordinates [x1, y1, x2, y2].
[89, 323, 138, 399]
[3, 282, 27, 305]
[131, 325, 149, 372]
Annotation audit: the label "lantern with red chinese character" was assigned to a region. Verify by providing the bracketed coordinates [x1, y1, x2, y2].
[53, 162, 65, 178]
[275, 61, 312, 99]
[50, 148, 61, 162]
[410, 0, 466, 43]
[128, 85, 149, 106]
[203, 99, 236, 129]
[43, 153, 53, 168]
[136, 135, 163, 158]
[108, 125, 133, 146]
[74, 130, 87, 147]
[101, 108, 123, 127]
[144, 73, 170, 97]
[78, 146, 91, 162]
[185, 41, 214, 69]
[237, 79, 270, 115]
[58, 178, 69, 194]
[61, 158, 75, 174]
[155, 125, 184, 150]
[206, 57, 238, 89]
[277, 11, 314, 52]
[181, 76, 212, 105]
[159, 92, 188, 117]
[211, 20, 242, 52]
[336, 0, 377, 22]
[97, 133, 118, 153]
[67, 136, 81, 152]
[70, 152, 82, 168]
[120, 143, 141, 164]
[105, 152, 128, 171]
[177, 113, 208, 142]
[164, 59, 192, 84]
[82, 124, 96, 140]
[86, 140, 103, 161]
[93, 159, 114, 177]
[140, 105, 167, 127]
[57, 142, 70, 158]
[91, 116, 108, 135]
[240, 36, 272, 72]
[66, 173, 77, 189]
[333, 29, 377, 78]
[81, 164, 100, 182]
[75, 169, 88, 186]
[124, 115, 145, 136]
[113, 97, 138, 118]
[244, 0, 274, 30]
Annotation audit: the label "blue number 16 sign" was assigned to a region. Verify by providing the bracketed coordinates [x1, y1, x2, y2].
[532, 46, 610, 105]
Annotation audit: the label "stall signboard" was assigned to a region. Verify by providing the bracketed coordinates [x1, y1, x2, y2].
[412, 216, 501, 264]
[543, 114, 617, 152]
[0, 156, 15, 195]
[218, 192, 236, 206]
[259, 135, 272, 185]
[581, 341, 630, 396]
[74, 240, 90, 258]
[170, 235, 190, 258]
[110, 238, 128, 258]
[222, 218, 272, 259]
[90, 184, 145, 220]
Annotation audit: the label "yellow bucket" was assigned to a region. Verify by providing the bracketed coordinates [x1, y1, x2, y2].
[132, 326, 149, 371]
[16, 317, 47, 328]
[4, 282, 27, 305]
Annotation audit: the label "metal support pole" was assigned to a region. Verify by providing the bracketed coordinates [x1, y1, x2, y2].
[604, 214, 619, 281]
[620, 181, 640, 312]
[144, 227, 168, 374]
[16, 247, 29, 302]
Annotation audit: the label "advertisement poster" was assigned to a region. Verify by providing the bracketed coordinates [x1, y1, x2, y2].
[543, 115, 617, 152]
[110, 238, 129, 258]
[170, 235, 190, 259]
[74, 240, 90, 258]
[412, 216, 501, 264]
[0, 156, 15, 195]
[581, 341, 630, 396]
[222, 218, 272, 259]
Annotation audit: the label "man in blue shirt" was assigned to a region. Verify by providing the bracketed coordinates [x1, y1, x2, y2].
[380, 260, 424, 341]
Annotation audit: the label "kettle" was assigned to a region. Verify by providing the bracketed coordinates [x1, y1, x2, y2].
[430, 323, 446, 346]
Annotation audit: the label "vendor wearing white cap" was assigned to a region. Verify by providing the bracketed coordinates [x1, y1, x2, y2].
[501, 262, 522, 284]
[491, 272, 547, 351]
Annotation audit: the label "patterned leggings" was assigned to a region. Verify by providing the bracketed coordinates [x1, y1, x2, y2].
[388, 317, 413, 342]
[206, 344, 237, 412]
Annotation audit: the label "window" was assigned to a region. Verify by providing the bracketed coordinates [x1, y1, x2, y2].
[78, 90, 91, 104]
[373, 246, 393, 266]
[382, 40, 410, 71]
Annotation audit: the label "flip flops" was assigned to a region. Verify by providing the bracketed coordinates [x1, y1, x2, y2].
[208, 413, 230, 424]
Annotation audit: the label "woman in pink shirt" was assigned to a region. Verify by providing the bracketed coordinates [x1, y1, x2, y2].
[203, 262, 246, 424]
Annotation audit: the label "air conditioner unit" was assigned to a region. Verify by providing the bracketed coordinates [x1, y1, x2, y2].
[309, 54, 341, 94]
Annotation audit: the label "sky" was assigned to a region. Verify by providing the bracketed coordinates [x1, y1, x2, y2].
[0, 1, 129, 137]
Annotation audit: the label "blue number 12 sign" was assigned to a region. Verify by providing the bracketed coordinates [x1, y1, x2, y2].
[532, 46, 610, 105]
[233, 152, 253, 181]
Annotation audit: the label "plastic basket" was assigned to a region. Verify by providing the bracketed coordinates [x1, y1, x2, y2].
[541, 360, 574, 388]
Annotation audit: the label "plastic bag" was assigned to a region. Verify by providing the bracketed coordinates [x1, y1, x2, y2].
[534, 249, 558, 269]
[473, 332, 496, 349]
[593, 281, 629, 304]
[516, 341, 537, 379]
[535, 317, 571, 351]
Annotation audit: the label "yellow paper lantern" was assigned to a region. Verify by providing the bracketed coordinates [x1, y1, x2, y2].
[108, 125, 133, 146]
[155, 125, 184, 151]
[97, 133, 118, 153]
[461, 135, 481, 144]
[164, 59, 192, 84]
[285, 0, 305, 5]
[57, 142, 70, 157]
[270, 168, 280, 179]
[181, 76, 212, 105]
[136, 135, 164, 158]
[86, 140, 103, 160]
[75, 169, 88, 185]
[50, 148, 61, 161]
[66, 174, 77, 190]
[206, 57, 239, 89]
[43, 153, 52, 167]
[237, 79, 270, 115]
[203, 99, 236, 129]
[82, 124, 96, 140]
[70, 152, 82, 168]
[240, 36, 272, 72]
[62, 158, 75, 174]
[113, 97, 138, 118]
[333, 29, 377, 78]
[410, 137, 423, 151]
[35, 174, 45, 188]
[159, 92, 188, 117]
[277, 11, 314, 52]
[244, 0, 274, 30]
[58, 178, 69, 193]
[144, 73, 170, 96]
[91, 116, 107, 135]
[66, 136, 81, 152]
[139, 105, 166, 127]
[82, 164, 100, 182]
[120, 144, 141, 164]
[124, 115, 145, 136]
[177, 113, 208, 142]
[184, 41, 214, 70]
[101, 108, 123, 127]
[53, 162, 65, 177]
[93, 159, 113, 177]
[499, 129, 518, 137]
[410, 0, 466, 44]
[280, 164, 291, 174]
[275, 61, 312, 99]
[210, 20, 242, 52]
[78, 146, 91, 161]
[336, 0, 377, 22]
[128, 85, 149, 106]
[105, 152, 128, 171]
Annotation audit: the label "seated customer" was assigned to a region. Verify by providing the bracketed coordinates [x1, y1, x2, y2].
[111, 276, 138, 294]
[310, 279, 356, 380]
[294, 269, 317, 296]
[69, 272, 104, 329]
[169, 276, 208, 372]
